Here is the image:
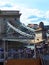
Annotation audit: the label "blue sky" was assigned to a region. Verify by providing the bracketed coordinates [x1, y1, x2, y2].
[0, 0, 49, 25]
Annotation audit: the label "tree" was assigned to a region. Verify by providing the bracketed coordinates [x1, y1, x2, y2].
[39, 22, 47, 40]
[39, 21, 44, 30]
[0, 10, 2, 14]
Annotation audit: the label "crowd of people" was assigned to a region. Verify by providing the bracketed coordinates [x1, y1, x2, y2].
[0, 41, 49, 60]
[8, 48, 34, 59]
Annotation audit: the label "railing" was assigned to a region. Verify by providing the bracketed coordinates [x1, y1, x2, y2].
[7, 22, 33, 37]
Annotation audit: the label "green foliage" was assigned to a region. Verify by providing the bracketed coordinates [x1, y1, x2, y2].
[0, 10, 2, 14]
[39, 22, 44, 30]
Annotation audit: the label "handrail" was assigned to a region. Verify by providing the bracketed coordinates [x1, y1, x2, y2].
[7, 22, 33, 37]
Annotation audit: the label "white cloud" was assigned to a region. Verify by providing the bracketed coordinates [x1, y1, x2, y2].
[0, 0, 49, 25]
[20, 8, 45, 25]
[0, 0, 12, 5]
[45, 11, 49, 18]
